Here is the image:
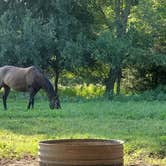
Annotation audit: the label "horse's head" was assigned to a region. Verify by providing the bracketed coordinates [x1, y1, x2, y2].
[43, 76, 61, 109]
[49, 95, 61, 109]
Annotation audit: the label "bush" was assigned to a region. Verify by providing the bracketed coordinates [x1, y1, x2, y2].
[59, 84, 105, 100]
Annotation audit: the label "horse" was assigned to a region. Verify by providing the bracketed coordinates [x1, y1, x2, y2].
[0, 65, 61, 110]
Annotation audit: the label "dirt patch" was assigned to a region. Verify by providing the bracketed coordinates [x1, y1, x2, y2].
[0, 157, 164, 166]
[0, 156, 38, 166]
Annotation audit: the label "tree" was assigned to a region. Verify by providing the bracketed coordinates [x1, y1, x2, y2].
[0, 0, 95, 95]
[124, 0, 166, 91]
[0, 0, 165, 96]
[92, 0, 136, 97]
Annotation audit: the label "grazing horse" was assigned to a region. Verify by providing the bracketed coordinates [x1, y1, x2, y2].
[0, 65, 61, 110]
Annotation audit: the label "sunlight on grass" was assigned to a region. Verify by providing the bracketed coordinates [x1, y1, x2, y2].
[0, 130, 42, 158]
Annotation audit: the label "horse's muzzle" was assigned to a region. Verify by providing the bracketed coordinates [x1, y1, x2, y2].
[55, 105, 61, 109]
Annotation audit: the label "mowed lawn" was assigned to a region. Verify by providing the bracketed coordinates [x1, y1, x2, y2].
[0, 98, 166, 165]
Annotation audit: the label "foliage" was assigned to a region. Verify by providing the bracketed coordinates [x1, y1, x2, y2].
[95, 30, 130, 66]
[125, 0, 166, 90]
[0, 0, 165, 94]
[59, 84, 105, 100]
[0, 9, 55, 68]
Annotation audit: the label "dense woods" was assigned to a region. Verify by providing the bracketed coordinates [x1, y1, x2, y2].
[0, 0, 165, 97]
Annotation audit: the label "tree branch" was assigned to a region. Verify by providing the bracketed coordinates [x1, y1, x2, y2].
[93, 1, 113, 30]
[121, 0, 131, 35]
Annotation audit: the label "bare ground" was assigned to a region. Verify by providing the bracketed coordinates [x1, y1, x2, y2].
[0, 156, 38, 166]
[0, 157, 163, 166]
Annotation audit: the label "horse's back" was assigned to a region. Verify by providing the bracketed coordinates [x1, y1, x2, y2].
[0, 66, 15, 84]
[26, 66, 43, 85]
[0, 66, 42, 91]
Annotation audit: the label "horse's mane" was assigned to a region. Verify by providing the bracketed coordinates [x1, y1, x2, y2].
[43, 76, 55, 98]
[30, 66, 55, 98]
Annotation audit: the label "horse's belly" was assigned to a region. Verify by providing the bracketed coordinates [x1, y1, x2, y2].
[12, 86, 28, 92]
[8, 82, 28, 91]
[4, 75, 28, 92]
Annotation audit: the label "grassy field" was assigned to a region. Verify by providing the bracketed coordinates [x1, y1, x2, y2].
[0, 98, 166, 165]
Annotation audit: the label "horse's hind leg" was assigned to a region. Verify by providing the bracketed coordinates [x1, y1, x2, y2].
[3, 86, 10, 110]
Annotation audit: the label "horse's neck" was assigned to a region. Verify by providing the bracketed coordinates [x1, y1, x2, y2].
[42, 77, 55, 99]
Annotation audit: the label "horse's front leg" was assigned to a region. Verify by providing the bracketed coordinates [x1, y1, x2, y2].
[27, 88, 39, 109]
[3, 86, 10, 110]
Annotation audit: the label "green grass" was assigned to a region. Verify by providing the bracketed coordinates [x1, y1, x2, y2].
[0, 98, 166, 165]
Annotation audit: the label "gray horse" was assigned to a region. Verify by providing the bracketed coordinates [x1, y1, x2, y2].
[0, 65, 61, 110]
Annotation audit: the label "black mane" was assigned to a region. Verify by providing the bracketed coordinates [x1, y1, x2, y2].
[43, 76, 55, 98]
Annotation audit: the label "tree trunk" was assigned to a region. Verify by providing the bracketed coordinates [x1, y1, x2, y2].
[53, 66, 59, 94]
[50, 49, 61, 108]
[116, 67, 122, 95]
[105, 67, 118, 99]
[113, 0, 131, 96]
[52, 63, 61, 109]
[100, 0, 132, 98]
[52, 49, 61, 94]
[152, 67, 158, 88]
